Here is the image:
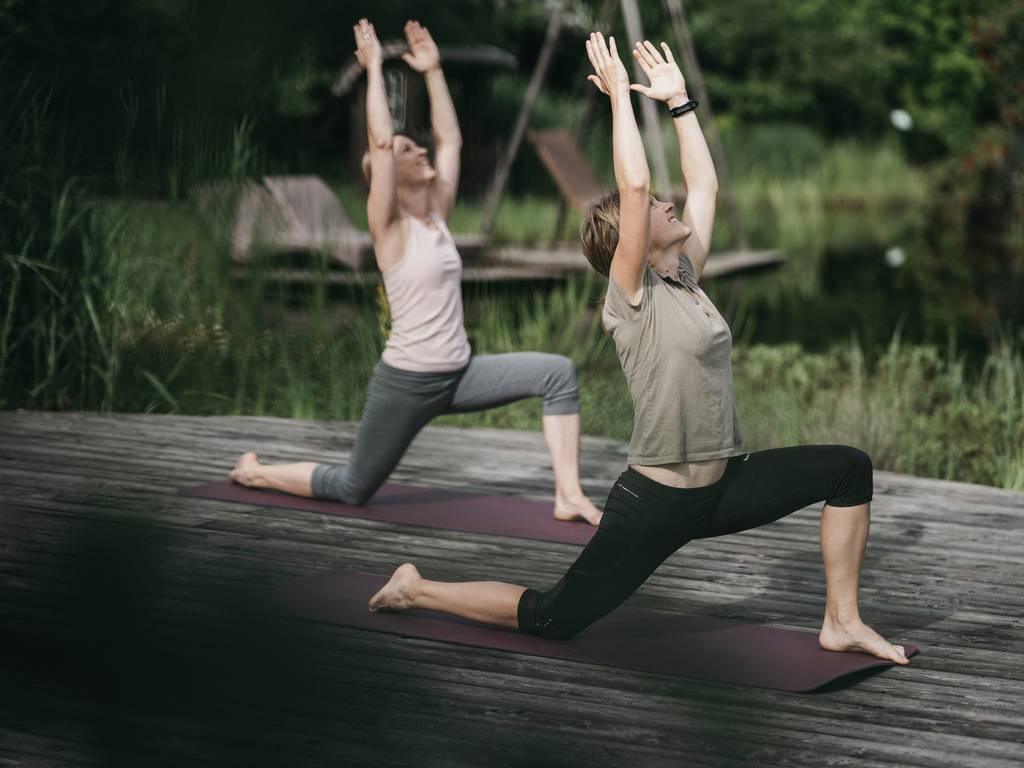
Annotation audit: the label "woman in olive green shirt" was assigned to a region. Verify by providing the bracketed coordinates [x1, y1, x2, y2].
[366, 33, 909, 668]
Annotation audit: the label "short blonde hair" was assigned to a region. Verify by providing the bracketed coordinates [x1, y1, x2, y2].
[580, 190, 621, 277]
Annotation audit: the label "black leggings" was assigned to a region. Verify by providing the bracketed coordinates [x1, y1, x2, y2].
[518, 445, 873, 640]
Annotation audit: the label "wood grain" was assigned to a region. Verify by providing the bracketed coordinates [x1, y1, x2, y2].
[1, 410, 1022, 767]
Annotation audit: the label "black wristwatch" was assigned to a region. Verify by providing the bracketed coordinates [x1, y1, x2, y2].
[669, 99, 699, 118]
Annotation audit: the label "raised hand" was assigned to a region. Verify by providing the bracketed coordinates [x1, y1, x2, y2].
[630, 40, 687, 103]
[585, 32, 630, 100]
[402, 20, 440, 73]
[353, 18, 383, 71]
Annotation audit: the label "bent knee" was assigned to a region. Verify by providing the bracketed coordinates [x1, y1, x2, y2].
[541, 355, 580, 415]
[844, 446, 873, 480]
[542, 354, 577, 391]
[828, 446, 873, 506]
[552, 354, 577, 383]
[517, 585, 583, 640]
[343, 488, 374, 507]
[311, 463, 374, 506]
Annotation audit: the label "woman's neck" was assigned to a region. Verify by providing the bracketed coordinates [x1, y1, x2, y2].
[647, 245, 681, 281]
[396, 186, 431, 220]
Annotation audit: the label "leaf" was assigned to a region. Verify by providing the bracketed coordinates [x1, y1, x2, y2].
[141, 369, 181, 413]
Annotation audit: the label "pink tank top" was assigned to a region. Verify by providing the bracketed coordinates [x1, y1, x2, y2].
[380, 213, 471, 372]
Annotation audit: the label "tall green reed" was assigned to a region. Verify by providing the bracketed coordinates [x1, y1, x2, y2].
[0, 65, 264, 411]
[731, 330, 1024, 490]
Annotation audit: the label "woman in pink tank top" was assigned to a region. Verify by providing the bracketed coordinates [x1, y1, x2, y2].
[227, 18, 603, 526]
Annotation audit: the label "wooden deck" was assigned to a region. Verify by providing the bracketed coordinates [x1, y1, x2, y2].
[230, 244, 783, 284]
[2, 410, 1022, 767]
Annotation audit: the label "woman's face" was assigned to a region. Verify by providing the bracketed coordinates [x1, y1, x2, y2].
[393, 134, 437, 188]
[647, 196, 691, 252]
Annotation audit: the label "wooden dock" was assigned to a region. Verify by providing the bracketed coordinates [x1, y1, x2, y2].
[2, 411, 1022, 767]
[231, 247, 783, 285]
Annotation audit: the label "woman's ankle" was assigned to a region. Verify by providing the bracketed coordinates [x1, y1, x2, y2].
[824, 603, 862, 627]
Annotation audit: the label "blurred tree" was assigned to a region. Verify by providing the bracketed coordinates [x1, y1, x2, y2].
[684, 0, 998, 159]
[919, 0, 1023, 336]
[0, 0, 1008, 189]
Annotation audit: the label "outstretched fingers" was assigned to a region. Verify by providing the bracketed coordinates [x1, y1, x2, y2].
[630, 41, 657, 97]
[585, 34, 607, 91]
[632, 49, 651, 75]
[643, 40, 664, 64]
[405, 19, 426, 45]
[587, 31, 629, 97]
[353, 19, 378, 67]
[419, 23, 436, 47]
[633, 40, 655, 69]
[354, 18, 378, 48]
[355, 17, 374, 39]
[589, 31, 607, 67]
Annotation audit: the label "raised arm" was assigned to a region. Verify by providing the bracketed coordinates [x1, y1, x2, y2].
[402, 20, 462, 220]
[631, 41, 717, 280]
[586, 32, 650, 302]
[355, 19, 402, 252]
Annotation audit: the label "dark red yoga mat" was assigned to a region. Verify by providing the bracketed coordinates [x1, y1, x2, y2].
[180, 480, 595, 545]
[270, 569, 919, 693]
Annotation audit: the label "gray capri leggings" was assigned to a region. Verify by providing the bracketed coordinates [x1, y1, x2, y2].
[312, 352, 579, 505]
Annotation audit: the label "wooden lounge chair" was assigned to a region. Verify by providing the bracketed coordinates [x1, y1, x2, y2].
[525, 128, 783, 279]
[219, 175, 485, 269]
[209, 175, 369, 269]
[527, 128, 606, 211]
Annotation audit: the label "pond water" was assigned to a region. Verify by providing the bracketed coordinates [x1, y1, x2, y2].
[721, 207, 941, 352]
[455, 204, 994, 362]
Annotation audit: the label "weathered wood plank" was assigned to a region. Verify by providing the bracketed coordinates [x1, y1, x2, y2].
[2, 411, 1023, 768]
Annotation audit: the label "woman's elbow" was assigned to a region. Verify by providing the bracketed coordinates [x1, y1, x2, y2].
[437, 132, 462, 150]
[619, 177, 650, 195]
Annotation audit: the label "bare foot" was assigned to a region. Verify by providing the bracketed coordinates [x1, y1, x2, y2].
[369, 563, 422, 613]
[554, 492, 603, 526]
[229, 451, 262, 487]
[819, 617, 910, 665]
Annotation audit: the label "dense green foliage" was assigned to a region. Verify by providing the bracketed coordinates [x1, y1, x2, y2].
[0, 0, 1008, 187]
[689, 0, 998, 159]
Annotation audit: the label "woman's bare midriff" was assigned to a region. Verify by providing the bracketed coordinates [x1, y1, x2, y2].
[631, 457, 728, 488]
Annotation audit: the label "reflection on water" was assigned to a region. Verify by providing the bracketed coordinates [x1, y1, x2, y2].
[715, 207, 943, 355]
[467, 205, 973, 359]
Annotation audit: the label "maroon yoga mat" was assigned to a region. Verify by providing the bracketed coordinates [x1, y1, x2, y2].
[270, 569, 919, 693]
[180, 480, 595, 545]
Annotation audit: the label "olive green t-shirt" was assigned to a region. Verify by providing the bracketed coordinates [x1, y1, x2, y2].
[602, 253, 744, 466]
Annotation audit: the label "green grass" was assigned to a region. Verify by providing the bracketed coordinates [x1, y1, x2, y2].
[731, 335, 1024, 491]
[9, 191, 1020, 490]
